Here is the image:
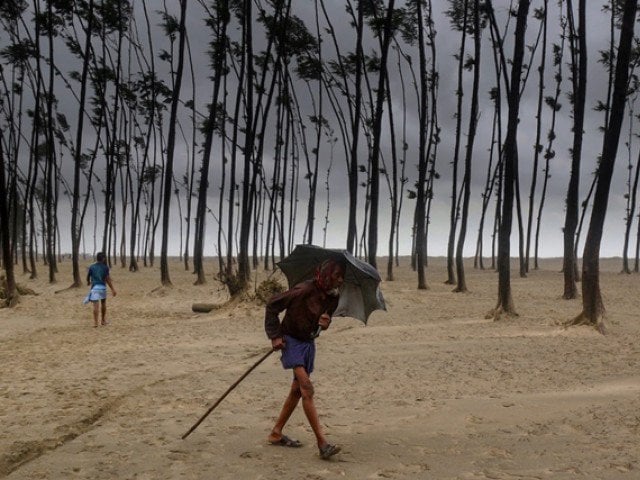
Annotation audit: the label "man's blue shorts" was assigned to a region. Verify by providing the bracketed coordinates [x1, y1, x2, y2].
[281, 334, 315, 375]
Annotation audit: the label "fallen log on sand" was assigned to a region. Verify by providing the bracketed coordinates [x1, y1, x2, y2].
[191, 303, 219, 313]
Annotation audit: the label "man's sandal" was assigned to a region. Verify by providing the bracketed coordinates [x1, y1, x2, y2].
[269, 435, 303, 448]
[319, 443, 341, 460]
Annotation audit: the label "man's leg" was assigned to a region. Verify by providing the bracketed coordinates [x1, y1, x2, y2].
[92, 301, 100, 327]
[268, 379, 301, 443]
[293, 366, 330, 449]
[101, 299, 107, 325]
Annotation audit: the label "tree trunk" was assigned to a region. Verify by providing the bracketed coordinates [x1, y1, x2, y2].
[569, 0, 637, 333]
[621, 121, 640, 273]
[445, 0, 470, 286]
[491, 0, 530, 319]
[45, 0, 57, 284]
[70, 0, 95, 288]
[525, 0, 548, 273]
[562, 0, 586, 299]
[346, 1, 364, 253]
[238, 0, 256, 288]
[367, 0, 396, 269]
[414, 0, 430, 291]
[455, 0, 481, 293]
[534, 9, 566, 271]
[193, 2, 229, 285]
[0, 140, 19, 306]
[160, 0, 188, 286]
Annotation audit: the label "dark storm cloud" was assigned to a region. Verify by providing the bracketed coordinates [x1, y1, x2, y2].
[118, 0, 640, 256]
[2, 1, 634, 257]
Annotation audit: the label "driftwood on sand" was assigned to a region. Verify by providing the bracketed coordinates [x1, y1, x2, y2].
[191, 303, 220, 313]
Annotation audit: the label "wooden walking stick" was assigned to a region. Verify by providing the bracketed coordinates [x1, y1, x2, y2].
[182, 348, 275, 439]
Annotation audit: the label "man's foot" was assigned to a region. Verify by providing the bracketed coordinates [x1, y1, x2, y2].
[101, 320, 109, 326]
[268, 434, 302, 448]
[319, 443, 341, 460]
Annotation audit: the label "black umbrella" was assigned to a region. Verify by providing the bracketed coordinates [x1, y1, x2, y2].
[276, 244, 386, 324]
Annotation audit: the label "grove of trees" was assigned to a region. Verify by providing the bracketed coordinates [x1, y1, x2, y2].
[1, 0, 639, 332]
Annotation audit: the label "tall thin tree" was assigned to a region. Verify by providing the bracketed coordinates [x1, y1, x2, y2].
[490, 0, 530, 319]
[69, 0, 95, 288]
[160, 0, 188, 286]
[562, 0, 586, 299]
[0, 138, 19, 306]
[568, 0, 637, 333]
[454, 0, 482, 293]
[444, 0, 470, 285]
[367, 0, 396, 269]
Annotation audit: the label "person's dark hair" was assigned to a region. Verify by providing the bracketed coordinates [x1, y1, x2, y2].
[96, 252, 106, 262]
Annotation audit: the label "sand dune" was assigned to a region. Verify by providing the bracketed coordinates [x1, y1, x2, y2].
[0, 257, 638, 479]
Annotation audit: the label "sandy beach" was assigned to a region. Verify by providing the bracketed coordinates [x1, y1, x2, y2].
[1, 257, 639, 479]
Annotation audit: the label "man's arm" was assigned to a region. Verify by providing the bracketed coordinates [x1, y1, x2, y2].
[265, 303, 284, 350]
[265, 296, 284, 340]
[265, 286, 299, 344]
[105, 276, 117, 296]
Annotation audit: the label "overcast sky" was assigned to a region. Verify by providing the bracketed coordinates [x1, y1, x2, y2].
[179, 0, 637, 258]
[4, 1, 637, 259]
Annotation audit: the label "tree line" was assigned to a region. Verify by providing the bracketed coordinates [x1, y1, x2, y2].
[0, 0, 638, 333]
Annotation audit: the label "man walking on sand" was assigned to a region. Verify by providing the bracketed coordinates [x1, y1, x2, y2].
[85, 252, 116, 327]
[264, 258, 345, 460]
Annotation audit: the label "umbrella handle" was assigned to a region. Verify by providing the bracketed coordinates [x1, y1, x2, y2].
[312, 311, 331, 338]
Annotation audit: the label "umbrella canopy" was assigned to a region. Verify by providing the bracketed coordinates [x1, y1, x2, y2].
[276, 244, 386, 324]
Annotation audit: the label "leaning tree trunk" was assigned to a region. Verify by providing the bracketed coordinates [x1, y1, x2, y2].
[45, 0, 57, 284]
[70, 0, 95, 288]
[445, 0, 470, 286]
[385, 67, 400, 282]
[237, 0, 256, 288]
[455, 0, 481, 293]
[0, 140, 19, 306]
[160, 0, 188, 286]
[128, 0, 155, 272]
[534, 6, 566, 271]
[193, 2, 228, 285]
[573, 0, 617, 275]
[475, 14, 505, 270]
[562, 0, 586, 299]
[491, 0, 530, 319]
[622, 145, 640, 273]
[568, 0, 637, 333]
[525, 0, 548, 273]
[346, 0, 364, 254]
[183, 36, 197, 272]
[367, 0, 396, 269]
[414, 0, 430, 290]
